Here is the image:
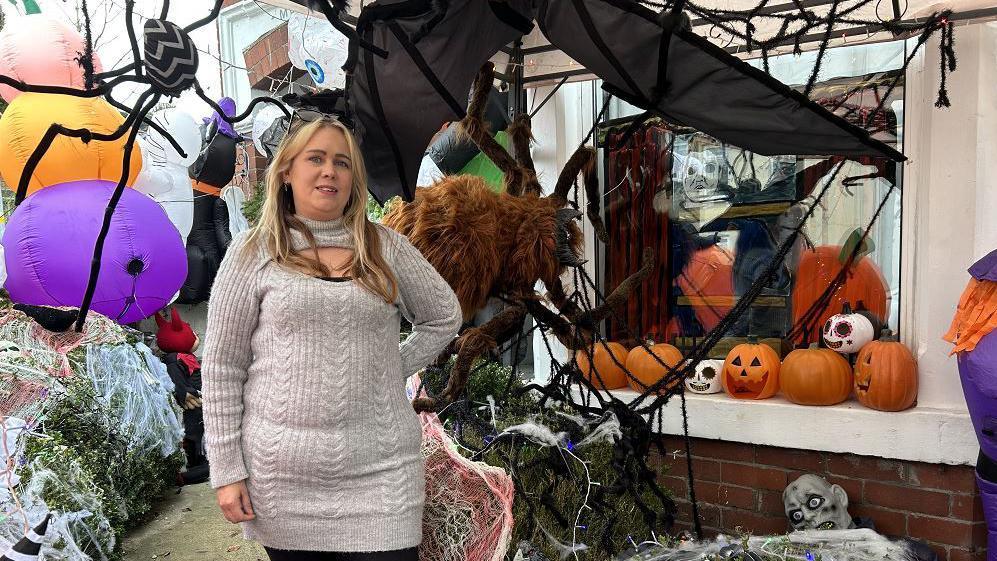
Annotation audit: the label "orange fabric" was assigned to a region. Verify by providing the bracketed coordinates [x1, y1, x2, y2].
[191, 179, 222, 196]
[943, 279, 997, 354]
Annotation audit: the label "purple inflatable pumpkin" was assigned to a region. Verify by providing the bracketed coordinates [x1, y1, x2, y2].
[3, 179, 187, 324]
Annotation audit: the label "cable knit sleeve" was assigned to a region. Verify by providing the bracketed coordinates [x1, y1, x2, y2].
[386, 229, 463, 379]
[202, 231, 265, 489]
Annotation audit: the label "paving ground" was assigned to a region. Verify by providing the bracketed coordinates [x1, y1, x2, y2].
[122, 483, 267, 561]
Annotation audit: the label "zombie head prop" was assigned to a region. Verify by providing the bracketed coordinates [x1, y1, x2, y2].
[783, 474, 853, 531]
[679, 150, 726, 204]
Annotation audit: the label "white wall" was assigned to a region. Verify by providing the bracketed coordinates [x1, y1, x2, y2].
[903, 22, 997, 410]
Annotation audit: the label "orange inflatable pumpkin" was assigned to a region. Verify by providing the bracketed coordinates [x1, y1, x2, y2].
[0, 93, 143, 195]
[625, 342, 683, 393]
[676, 245, 734, 333]
[722, 339, 781, 399]
[780, 344, 852, 405]
[793, 246, 888, 345]
[575, 342, 629, 390]
[854, 330, 917, 411]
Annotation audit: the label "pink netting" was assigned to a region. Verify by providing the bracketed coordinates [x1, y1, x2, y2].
[419, 411, 515, 561]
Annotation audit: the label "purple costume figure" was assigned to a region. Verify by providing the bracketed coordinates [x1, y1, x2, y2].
[946, 248, 997, 559]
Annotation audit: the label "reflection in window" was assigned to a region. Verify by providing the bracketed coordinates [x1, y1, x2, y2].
[598, 41, 904, 358]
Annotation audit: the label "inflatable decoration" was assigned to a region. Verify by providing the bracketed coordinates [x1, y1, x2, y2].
[189, 97, 244, 190]
[142, 19, 199, 96]
[0, 93, 143, 196]
[944, 249, 997, 555]
[134, 108, 201, 243]
[251, 103, 290, 159]
[288, 12, 349, 89]
[0, 15, 103, 102]
[3, 180, 187, 324]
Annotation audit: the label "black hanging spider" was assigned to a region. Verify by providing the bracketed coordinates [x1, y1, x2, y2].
[0, 0, 292, 332]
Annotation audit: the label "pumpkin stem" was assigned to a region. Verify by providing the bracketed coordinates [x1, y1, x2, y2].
[808, 342, 821, 349]
[841, 301, 853, 314]
[747, 335, 759, 344]
[880, 328, 898, 342]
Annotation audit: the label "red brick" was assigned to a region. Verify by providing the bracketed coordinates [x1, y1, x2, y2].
[661, 455, 721, 482]
[722, 463, 788, 491]
[721, 508, 790, 535]
[927, 544, 949, 561]
[851, 504, 907, 536]
[758, 490, 787, 515]
[658, 475, 688, 497]
[912, 463, 978, 492]
[824, 475, 864, 502]
[827, 454, 909, 483]
[948, 547, 987, 561]
[672, 520, 722, 539]
[908, 515, 980, 548]
[691, 439, 755, 463]
[675, 499, 721, 527]
[951, 493, 985, 522]
[756, 446, 825, 472]
[864, 481, 950, 517]
[691, 482, 754, 510]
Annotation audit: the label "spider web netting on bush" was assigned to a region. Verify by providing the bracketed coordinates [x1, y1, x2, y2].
[0, 302, 185, 560]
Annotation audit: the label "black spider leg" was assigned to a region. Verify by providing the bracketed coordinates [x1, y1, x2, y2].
[0, 74, 137, 98]
[102, 89, 188, 159]
[312, 1, 388, 61]
[13, 77, 156, 205]
[74, 90, 161, 332]
[124, 0, 144, 79]
[193, 82, 292, 125]
[94, 0, 225, 81]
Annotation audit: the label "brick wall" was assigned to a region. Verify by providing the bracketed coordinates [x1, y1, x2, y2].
[654, 435, 986, 561]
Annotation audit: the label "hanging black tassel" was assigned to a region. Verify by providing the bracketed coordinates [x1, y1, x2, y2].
[935, 19, 952, 108]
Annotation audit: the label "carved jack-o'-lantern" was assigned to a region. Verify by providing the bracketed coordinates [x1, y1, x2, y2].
[685, 359, 725, 394]
[853, 330, 918, 411]
[722, 339, 781, 399]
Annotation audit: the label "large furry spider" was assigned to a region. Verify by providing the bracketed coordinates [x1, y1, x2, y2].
[383, 63, 653, 412]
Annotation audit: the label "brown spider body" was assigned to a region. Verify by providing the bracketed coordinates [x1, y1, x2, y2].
[383, 176, 581, 322]
[384, 62, 653, 412]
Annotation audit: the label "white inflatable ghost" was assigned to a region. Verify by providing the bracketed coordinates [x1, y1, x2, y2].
[133, 109, 202, 244]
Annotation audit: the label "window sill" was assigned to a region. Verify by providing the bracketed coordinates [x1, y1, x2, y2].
[575, 388, 978, 466]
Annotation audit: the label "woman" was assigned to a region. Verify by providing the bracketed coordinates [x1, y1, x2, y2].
[202, 115, 462, 561]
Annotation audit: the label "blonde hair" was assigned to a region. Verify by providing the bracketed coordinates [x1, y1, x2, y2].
[247, 117, 398, 303]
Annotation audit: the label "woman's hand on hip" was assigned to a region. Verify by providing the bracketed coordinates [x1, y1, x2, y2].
[216, 480, 256, 523]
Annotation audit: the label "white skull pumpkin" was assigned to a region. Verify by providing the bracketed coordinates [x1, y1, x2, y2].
[823, 308, 875, 354]
[685, 359, 725, 394]
[680, 151, 724, 203]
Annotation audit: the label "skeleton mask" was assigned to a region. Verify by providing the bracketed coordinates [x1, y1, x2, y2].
[823, 310, 875, 354]
[783, 474, 854, 531]
[685, 359, 724, 394]
[680, 151, 724, 204]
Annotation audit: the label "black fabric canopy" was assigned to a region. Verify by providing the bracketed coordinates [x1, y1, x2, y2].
[296, 0, 904, 203]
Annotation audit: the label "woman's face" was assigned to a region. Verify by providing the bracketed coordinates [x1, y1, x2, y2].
[283, 126, 354, 221]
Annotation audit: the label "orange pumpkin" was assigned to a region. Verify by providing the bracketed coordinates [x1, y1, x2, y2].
[854, 330, 918, 411]
[626, 341, 683, 392]
[676, 245, 734, 333]
[722, 339, 781, 399]
[780, 343, 853, 405]
[575, 342, 629, 390]
[793, 246, 889, 345]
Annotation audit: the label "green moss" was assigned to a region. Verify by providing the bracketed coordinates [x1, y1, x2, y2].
[421, 358, 673, 560]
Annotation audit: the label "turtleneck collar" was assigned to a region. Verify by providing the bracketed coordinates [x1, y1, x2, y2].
[290, 214, 353, 252]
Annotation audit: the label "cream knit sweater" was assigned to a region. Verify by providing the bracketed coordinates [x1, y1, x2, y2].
[202, 215, 462, 552]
